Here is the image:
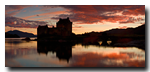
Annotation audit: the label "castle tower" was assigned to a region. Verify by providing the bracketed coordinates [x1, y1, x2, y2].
[37, 25, 48, 38]
[56, 17, 72, 36]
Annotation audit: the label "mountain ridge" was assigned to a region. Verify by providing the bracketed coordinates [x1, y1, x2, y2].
[6, 30, 37, 37]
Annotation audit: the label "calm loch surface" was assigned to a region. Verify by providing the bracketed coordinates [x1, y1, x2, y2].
[5, 38, 145, 67]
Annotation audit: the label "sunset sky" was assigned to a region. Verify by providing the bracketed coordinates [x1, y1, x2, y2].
[5, 5, 145, 35]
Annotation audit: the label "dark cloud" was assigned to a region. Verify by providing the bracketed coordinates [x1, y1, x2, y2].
[5, 5, 31, 10]
[5, 16, 48, 28]
[45, 5, 145, 24]
[5, 11, 20, 17]
[119, 17, 145, 24]
[5, 5, 32, 17]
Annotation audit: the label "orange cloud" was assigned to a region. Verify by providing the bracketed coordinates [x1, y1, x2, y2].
[50, 5, 145, 24]
[119, 26, 128, 29]
[22, 15, 37, 20]
[122, 6, 145, 16]
[6, 22, 14, 25]
[72, 25, 83, 28]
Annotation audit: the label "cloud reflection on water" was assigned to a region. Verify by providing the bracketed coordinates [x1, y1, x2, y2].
[70, 44, 145, 67]
[69, 52, 145, 67]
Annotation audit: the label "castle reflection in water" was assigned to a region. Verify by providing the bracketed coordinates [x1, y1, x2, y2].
[37, 41, 76, 63]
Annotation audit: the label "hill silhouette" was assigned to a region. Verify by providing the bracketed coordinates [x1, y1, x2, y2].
[104, 24, 145, 37]
[6, 30, 37, 37]
[5, 32, 20, 38]
[81, 24, 145, 37]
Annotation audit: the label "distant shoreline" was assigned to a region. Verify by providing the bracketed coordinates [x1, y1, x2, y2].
[5, 37, 145, 50]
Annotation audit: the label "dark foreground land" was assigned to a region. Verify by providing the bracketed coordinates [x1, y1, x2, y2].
[28, 35, 145, 50]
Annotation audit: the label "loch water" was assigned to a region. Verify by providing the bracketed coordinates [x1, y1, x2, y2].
[5, 38, 145, 67]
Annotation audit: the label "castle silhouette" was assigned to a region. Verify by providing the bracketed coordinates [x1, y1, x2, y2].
[37, 17, 72, 39]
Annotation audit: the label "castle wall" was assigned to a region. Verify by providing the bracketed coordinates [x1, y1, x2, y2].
[37, 25, 48, 38]
[48, 28, 60, 35]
